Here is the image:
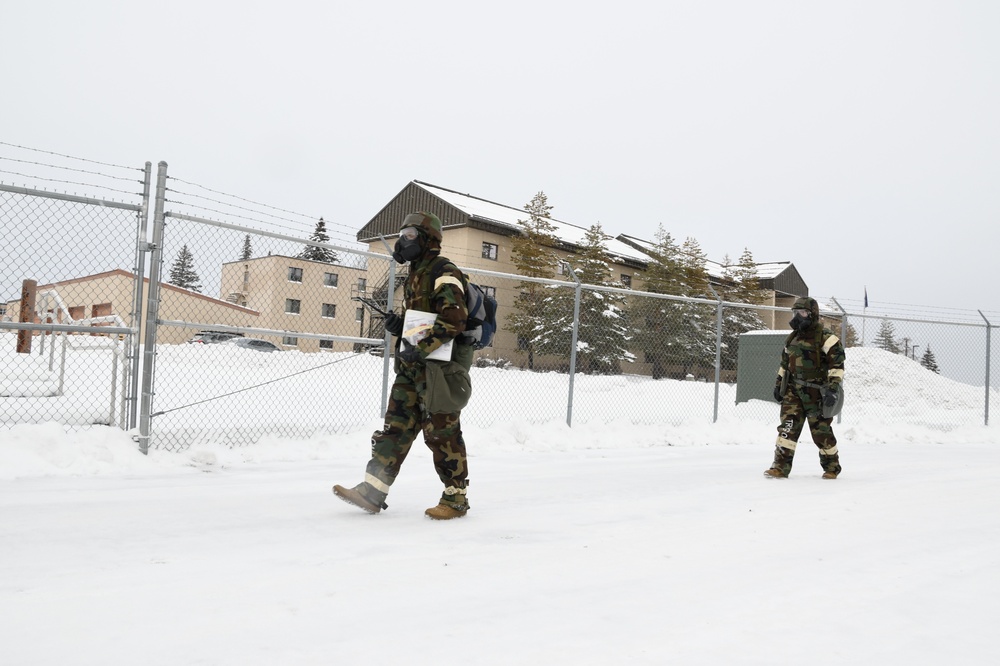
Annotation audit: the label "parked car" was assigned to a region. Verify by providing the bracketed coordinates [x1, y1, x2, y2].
[227, 337, 280, 352]
[188, 331, 243, 345]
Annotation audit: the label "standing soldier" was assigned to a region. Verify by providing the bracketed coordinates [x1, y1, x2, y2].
[765, 296, 845, 479]
[334, 212, 474, 519]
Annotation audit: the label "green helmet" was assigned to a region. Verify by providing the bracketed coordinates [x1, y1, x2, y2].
[401, 211, 443, 243]
[792, 296, 819, 318]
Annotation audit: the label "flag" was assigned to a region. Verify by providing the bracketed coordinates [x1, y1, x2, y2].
[864, 287, 869, 308]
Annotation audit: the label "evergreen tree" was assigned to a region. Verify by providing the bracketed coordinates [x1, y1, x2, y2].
[670, 237, 717, 376]
[299, 217, 338, 263]
[239, 234, 253, 261]
[718, 248, 768, 372]
[168, 245, 202, 293]
[508, 192, 561, 369]
[873, 319, 902, 353]
[843, 322, 860, 347]
[556, 223, 634, 375]
[630, 225, 685, 378]
[920, 345, 941, 373]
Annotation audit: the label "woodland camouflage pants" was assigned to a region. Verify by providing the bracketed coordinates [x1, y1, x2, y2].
[772, 385, 841, 476]
[364, 364, 469, 506]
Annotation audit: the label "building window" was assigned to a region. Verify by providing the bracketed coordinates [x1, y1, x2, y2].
[285, 299, 301, 314]
[357, 278, 367, 292]
[324, 272, 339, 287]
[482, 285, 496, 299]
[556, 261, 568, 276]
[322, 303, 336, 318]
[482, 242, 498, 261]
[288, 267, 303, 282]
[621, 274, 632, 289]
[282, 336, 298, 346]
[320, 339, 334, 350]
[356, 307, 364, 322]
[68, 305, 85, 321]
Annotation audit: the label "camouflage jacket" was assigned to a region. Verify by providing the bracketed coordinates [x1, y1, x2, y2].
[778, 325, 846, 390]
[402, 251, 467, 357]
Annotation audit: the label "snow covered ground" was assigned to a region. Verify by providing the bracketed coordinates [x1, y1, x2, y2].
[2, 346, 999, 664]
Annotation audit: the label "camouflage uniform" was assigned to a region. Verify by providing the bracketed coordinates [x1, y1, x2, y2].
[768, 296, 846, 478]
[337, 212, 473, 516]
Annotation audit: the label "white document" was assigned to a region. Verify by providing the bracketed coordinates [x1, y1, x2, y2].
[402, 309, 453, 362]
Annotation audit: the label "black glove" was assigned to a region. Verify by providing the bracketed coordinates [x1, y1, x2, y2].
[383, 312, 403, 337]
[397, 340, 424, 364]
[823, 388, 840, 408]
[773, 386, 783, 403]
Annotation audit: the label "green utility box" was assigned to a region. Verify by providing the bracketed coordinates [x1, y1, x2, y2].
[735, 330, 789, 404]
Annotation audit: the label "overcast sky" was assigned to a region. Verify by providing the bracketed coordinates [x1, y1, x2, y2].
[3, 1, 998, 320]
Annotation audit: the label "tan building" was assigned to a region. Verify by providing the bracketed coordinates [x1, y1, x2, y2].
[357, 180, 811, 371]
[2, 269, 258, 345]
[218, 255, 372, 353]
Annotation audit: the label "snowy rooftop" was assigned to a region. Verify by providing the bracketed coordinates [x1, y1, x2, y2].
[415, 181, 655, 265]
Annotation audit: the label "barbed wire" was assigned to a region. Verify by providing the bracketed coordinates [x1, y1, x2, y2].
[162, 194, 366, 249]
[0, 140, 140, 172]
[165, 176, 363, 245]
[830, 296, 997, 325]
[0, 155, 142, 185]
[0, 168, 145, 199]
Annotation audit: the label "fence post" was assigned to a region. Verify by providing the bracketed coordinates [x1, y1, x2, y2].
[566, 267, 582, 427]
[708, 285, 723, 423]
[830, 297, 847, 424]
[381, 256, 397, 416]
[980, 310, 991, 426]
[16, 279, 37, 354]
[128, 161, 153, 429]
[137, 162, 168, 454]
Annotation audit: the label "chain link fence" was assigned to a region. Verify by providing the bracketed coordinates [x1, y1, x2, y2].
[1, 156, 149, 428]
[3, 148, 998, 449]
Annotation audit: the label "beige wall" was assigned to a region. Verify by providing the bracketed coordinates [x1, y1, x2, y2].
[3, 270, 260, 345]
[219, 256, 371, 353]
[367, 227, 642, 367]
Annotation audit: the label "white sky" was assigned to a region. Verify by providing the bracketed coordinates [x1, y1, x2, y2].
[3, 1, 999, 318]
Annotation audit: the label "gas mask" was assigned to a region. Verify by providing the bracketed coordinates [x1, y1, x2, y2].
[789, 308, 812, 331]
[392, 226, 423, 264]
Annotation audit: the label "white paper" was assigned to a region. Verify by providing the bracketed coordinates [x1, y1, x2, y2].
[402, 309, 453, 362]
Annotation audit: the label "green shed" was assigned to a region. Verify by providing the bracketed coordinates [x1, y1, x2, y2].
[735, 330, 789, 404]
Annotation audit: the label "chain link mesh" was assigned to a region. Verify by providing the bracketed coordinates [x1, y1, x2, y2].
[1, 188, 142, 428]
[4, 162, 997, 447]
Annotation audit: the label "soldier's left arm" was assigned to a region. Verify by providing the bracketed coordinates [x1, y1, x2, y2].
[419, 264, 468, 356]
[824, 332, 846, 389]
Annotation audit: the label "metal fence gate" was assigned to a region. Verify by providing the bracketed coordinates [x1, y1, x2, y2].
[1, 153, 150, 429]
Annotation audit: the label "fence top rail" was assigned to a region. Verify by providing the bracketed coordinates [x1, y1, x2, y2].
[0, 321, 134, 336]
[0, 183, 143, 212]
[156, 319, 384, 346]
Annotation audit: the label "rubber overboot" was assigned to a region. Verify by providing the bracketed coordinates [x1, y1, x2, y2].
[765, 444, 795, 478]
[333, 482, 388, 514]
[820, 452, 842, 479]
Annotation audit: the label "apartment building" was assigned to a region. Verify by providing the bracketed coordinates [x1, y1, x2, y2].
[357, 180, 811, 370]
